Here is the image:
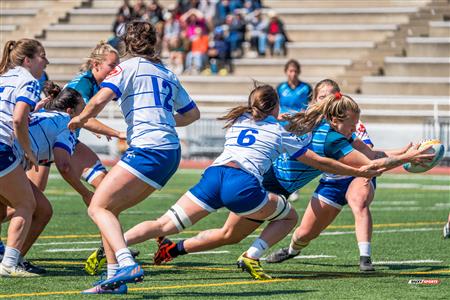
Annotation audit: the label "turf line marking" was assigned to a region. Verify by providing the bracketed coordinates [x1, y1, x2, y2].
[34, 241, 100, 246]
[401, 269, 450, 275]
[373, 260, 443, 265]
[44, 248, 97, 253]
[0, 279, 297, 298]
[260, 255, 336, 261]
[378, 183, 449, 190]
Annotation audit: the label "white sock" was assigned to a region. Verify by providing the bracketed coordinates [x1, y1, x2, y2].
[288, 246, 301, 256]
[246, 238, 269, 259]
[358, 242, 371, 257]
[107, 263, 120, 279]
[123, 237, 128, 246]
[1, 246, 20, 268]
[115, 248, 134, 267]
[288, 239, 309, 256]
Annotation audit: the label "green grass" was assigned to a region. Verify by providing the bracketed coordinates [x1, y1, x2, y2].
[1, 170, 449, 299]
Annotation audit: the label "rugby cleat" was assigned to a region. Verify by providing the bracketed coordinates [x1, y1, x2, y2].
[0, 264, 39, 277]
[443, 223, 450, 239]
[265, 247, 298, 264]
[359, 256, 375, 272]
[19, 260, 46, 275]
[237, 253, 272, 280]
[100, 263, 144, 290]
[153, 237, 176, 265]
[82, 283, 128, 294]
[84, 246, 106, 276]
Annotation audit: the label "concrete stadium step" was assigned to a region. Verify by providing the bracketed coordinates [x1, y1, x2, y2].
[406, 37, 450, 57]
[429, 21, 450, 37]
[286, 42, 375, 59]
[263, 0, 431, 8]
[42, 41, 97, 59]
[46, 58, 84, 75]
[91, 0, 176, 8]
[0, 9, 39, 26]
[0, 25, 18, 33]
[0, 0, 81, 9]
[285, 24, 398, 42]
[44, 24, 112, 41]
[383, 56, 450, 77]
[361, 76, 450, 95]
[271, 7, 416, 25]
[68, 8, 116, 25]
[232, 58, 351, 77]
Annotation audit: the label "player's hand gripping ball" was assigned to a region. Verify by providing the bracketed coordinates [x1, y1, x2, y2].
[403, 139, 445, 173]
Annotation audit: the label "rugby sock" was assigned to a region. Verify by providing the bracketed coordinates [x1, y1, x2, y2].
[246, 238, 269, 259]
[115, 248, 135, 267]
[168, 240, 187, 258]
[358, 242, 371, 257]
[288, 239, 309, 256]
[107, 263, 120, 279]
[1, 246, 20, 268]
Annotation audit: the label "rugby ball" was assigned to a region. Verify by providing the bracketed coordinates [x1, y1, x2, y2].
[403, 140, 445, 173]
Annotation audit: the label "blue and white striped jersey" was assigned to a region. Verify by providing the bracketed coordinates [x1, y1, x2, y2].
[101, 57, 196, 149]
[14, 111, 76, 163]
[272, 120, 355, 192]
[0, 66, 40, 146]
[212, 113, 310, 183]
[322, 120, 373, 181]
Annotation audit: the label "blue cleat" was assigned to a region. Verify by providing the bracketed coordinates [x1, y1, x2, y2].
[100, 263, 144, 290]
[82, 283, 128, 294]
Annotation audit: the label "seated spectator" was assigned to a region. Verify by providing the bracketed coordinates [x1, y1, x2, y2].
[185, 26, 209, 74]
[276, 59, 312, 114]
[168, 36, 187, 75]
[117, 0, 134, 21]
[207, 26, 232, 75]
[214, 0, 232, 26]
[162, 11, 182, 56]
[132, 0, 147, 19]
[142, 0, 165, 37]
[246, 9, 266, 57]
[181, 8, 208, 40]
[260, 10, 288, 56]
[225, 13, 246, 58]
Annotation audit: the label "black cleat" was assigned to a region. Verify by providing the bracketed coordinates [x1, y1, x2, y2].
[359, 256, 375, 272]
[20, 260, 47, 275]
[265, 248, 298, 264]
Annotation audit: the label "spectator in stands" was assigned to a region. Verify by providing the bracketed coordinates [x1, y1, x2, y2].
[207, 26, 232, 75]
[132, 0, 146, 19]
[110, 14, 127, 50]
[185, 26, 209, 74]
[214, 0, 232, 26]
[163, 12, 186, 74]
[276, 59, 312, 115]
[225, 13, 246, 58]
[142, 0, 165, 40]
[162, 11, 181, 54]
[182, 8, 208, 41]
[117, 0, 134, 22]
[260, 10, 288, 57]
[246, 9, 266, 57]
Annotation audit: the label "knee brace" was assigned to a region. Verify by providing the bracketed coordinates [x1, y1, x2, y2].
[163, 204, 192, 232]
[266, 195, 292, 221]
[82, 160, 107, 185]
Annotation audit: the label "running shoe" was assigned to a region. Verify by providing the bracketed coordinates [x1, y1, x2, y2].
[237, 253, 272, 280]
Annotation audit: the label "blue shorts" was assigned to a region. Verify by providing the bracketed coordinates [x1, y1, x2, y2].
[118, 146, 181, 190]
[187, 166, 268, 215]
[262, 166, 292, 199]
[313, 177, 377, 210]
[0, 142, 20, 177]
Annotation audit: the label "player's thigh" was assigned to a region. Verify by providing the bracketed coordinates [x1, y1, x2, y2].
[0, 165, 35, 210]
[71, 142, 102, 176]
[26, 165, 51, 191]
[298, 197, 341, 235]
[346, 177, 375, 207]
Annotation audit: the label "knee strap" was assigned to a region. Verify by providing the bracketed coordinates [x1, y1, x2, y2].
[81, 160, 107, 184]
[164, 204, 192, 232]
[266, 195, 291, 221]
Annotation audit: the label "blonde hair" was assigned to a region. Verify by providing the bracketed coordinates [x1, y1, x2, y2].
[218, 84, 279, 129]
[312, 78, 340, 103]
[80, 41, 119, 72]
[0, 39, 43, 75]
[286, 93, 360, 135]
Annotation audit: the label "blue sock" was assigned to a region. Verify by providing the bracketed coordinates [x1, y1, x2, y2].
[0, 241, 5, 255]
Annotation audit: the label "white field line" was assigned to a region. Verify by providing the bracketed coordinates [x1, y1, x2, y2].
[383, 174, 450, 181]
[377, 183, 450, 190]
[260, 255, 336, 261]
[45, 248, 97, 252]
[373, 260, 443, 265]
[371, 201, 418, 206]
[34, 241, 100, 246]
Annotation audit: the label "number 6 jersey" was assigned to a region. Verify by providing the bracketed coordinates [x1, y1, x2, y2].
[212, 113, 311, 183]
[101, 57, 197, 150]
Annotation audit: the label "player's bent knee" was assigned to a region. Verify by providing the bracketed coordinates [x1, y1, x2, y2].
[81, 160, 107, 185]
[163, 204, 192, 233]
[266, 195, 292, 221]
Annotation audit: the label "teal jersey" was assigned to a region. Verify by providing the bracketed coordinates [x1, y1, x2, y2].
[271, 120, 355, 193]
[66, 70, 99, 104]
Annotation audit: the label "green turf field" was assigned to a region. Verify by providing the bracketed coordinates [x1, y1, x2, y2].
[1, 170, 449, 299]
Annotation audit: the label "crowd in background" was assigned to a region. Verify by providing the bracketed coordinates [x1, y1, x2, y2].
[111, 0, 289, 75]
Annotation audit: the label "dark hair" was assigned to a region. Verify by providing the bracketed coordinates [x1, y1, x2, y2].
[42, 81, 61, 100]
[123, 20, 160, 63]
[0, 39, 43, 74]
[44, 88, 83, 112]
[312, 79, 340, 102]
[284, 59, 300, 73]
[218, 84, 279, 128]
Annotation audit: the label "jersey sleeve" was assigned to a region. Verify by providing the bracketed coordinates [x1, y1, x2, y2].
[324, 131, 354, 160]
[281, 130, 309, 159]
[73, 77, 93, 103]
[356, 121, 373, 146]
[53, 130, 77, 155]
[100, 64, 126, 99]
[174, 83, 197, 114]
[16, 79, 40, 110]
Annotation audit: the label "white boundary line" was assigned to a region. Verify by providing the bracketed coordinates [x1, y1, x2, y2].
[373, 260, 443, 265]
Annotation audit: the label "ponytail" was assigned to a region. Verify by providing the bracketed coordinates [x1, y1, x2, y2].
[0, 41, 17, 74]
[0, 39, 43, 75]
[44, 88, 83, 112]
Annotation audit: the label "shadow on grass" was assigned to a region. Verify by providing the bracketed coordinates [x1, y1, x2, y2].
[143, 289, 316, 299]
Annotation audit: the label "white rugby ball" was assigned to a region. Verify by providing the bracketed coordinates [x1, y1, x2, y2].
[403, 140, 445, 173]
